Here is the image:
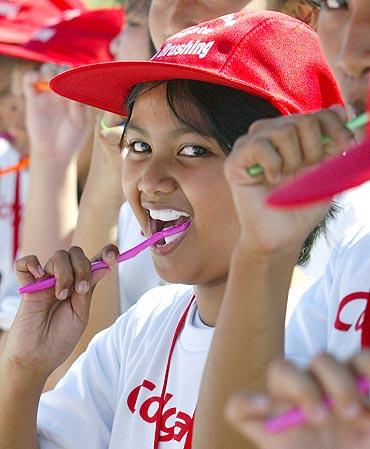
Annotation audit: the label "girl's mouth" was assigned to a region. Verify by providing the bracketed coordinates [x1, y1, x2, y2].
[147, 208, 191, 249]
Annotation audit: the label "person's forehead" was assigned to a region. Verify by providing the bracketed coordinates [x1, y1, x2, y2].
[125, 0, 151, 21]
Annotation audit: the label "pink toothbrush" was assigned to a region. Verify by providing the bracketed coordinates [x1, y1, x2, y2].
[18, 221, 191, 294]
[265, 376, 370, 433]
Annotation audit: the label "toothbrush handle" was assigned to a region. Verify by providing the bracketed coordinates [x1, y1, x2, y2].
[264, 376, 370, 433]
[17, 221, 190, 295]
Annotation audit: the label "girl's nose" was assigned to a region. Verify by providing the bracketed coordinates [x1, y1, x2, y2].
[138, 159, 178, 197]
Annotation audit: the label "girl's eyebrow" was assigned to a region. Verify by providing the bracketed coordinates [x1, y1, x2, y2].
[124, 121, 148, 137]
[126, 120, 212, 140]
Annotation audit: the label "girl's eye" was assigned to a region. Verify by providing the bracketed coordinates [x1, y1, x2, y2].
[321, 0, 347, 10]
[179, 144, 210, 157]
[129, 141, 151, 153]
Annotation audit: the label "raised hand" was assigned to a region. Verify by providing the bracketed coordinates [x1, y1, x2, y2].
[224, 106, 353, 256]
[2, 244, 119, 379]
[225, 353, 370, 449]
[23, 68, 92, 166]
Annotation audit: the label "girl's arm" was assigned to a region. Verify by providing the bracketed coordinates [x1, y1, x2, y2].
[0, 247, 111, 448]
[195, 246, 296, 449]
[0, 357, 43, 449]
[193, 107, 352, 449]
[22, 70, 92, 265]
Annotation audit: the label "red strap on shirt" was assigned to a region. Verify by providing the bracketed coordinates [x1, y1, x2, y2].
[153, 296, 196, 449]
[11, 169, 21, 262]
[361, 291, 370, 348]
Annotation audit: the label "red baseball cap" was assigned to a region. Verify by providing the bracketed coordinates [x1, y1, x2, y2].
[0, 8, 124, 67]
[50, 11, 343, 116]
[0, 0, 85, 44]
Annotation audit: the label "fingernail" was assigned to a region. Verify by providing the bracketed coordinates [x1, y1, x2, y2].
[312, 405, 328, 423]
[342, 403, 361, 420]
[77, 280, 89, 294]
[59, 289, 69, 300]
[274, 173, 282, 184]
[107, 251, 116, 262]
[249, 394, 270, 409]
[329, 103, 344, 113]
[37, 266, 45, 277]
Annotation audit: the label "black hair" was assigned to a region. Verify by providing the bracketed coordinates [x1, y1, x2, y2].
[125, 79, 336, 265]
[126, 79, 281, 153]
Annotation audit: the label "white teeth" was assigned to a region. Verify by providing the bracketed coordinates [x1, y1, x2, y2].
[148, 209, 190, 221]
[164, 232, 185, 245]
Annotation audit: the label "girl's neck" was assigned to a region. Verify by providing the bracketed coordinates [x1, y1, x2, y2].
[193, 281, 227, 327]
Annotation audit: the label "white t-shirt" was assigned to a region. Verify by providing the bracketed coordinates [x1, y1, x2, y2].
[38, 284, 214, 449]
[118, 201, 163, 312]
[302, 182, 370, 281]
[0, 139, 27, 330]
[286, 222, 370, 367]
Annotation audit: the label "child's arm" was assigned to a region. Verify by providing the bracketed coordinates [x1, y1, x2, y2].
[21, 70, 91, 265]
[225, 352, 370, 449]
[193, 106, 353, 449]
[0, 247, 112, 447]
[43, 115, 124, 390]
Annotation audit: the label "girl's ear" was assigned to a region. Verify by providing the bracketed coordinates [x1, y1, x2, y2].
[281, 0, 319, 31]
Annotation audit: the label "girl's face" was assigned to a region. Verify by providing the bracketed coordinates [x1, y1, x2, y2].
[110, 0, 152, 61]
[149, 0, 276, 50]
[318, 0, 370, 141]
[122, 84, 240, 286]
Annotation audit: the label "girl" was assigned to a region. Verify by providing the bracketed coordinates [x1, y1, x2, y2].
[0, 11, 345, 449]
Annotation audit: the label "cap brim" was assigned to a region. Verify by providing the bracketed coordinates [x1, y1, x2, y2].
[50, 60, 290, 116]
[0, 42, 80, 67]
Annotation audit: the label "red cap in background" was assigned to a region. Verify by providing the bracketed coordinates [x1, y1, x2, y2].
[0, 0, 85, 44]
[0, 7, 124, 67]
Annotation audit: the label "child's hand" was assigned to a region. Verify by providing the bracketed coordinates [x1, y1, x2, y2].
[23, 69, 92, 166]
[225, 352, 370, 449]
[224, 106, 353, 256]
[97, 111, 125, 181]
[2, 245, 119, 380]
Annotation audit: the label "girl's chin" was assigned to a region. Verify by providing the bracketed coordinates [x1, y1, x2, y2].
[155, 270, 193, 286]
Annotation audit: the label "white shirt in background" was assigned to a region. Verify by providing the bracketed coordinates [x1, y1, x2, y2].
[302, 182, 370, 281]
[118, 201, 163, 312]
[0, 139, 27, 330]
[286, 222, 370, 367]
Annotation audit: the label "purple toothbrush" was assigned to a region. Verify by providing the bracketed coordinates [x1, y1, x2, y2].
[265, 376, 370, 433]
[18, 221, 191, 294]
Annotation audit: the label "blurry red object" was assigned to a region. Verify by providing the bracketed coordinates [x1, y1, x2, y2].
[267, 82, 370, 208]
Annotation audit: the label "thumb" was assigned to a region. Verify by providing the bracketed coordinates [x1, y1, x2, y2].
[22, 70, 41, 100]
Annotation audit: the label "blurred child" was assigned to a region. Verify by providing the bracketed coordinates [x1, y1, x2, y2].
[0, 5, 123, 338]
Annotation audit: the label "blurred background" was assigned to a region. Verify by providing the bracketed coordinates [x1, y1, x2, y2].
[86, 0, 124, 7]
